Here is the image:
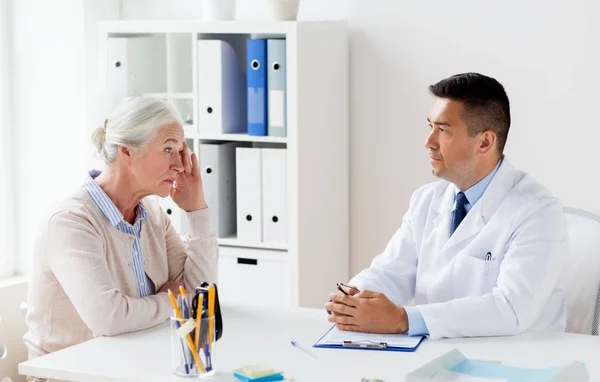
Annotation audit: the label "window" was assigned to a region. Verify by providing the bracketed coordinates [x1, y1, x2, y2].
[0, 2, 15, 280]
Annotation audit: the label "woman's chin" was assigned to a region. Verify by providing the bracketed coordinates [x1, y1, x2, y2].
[156, 186, 172, 198]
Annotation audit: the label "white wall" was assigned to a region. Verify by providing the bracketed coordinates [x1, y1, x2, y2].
[1, 0, 15, 279]
[12, 0, 89, 274]
[118, 0, 600, 276]
[10, 0, 120, 275]
[348, 0, 600, 273]
[13, 0, 600, 277]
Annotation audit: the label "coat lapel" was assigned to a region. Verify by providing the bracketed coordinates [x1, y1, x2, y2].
[430, 183, 455, 248]
[439, 158, 518, 253]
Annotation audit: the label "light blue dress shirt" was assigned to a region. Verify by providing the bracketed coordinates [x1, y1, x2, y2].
[84, 171, 156, 297]
[405, 157, 503, 336]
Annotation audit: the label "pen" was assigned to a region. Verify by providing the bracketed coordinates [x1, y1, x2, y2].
[195, 293, 204, 354]
[170, 292, 190, 374]
[178, 286, 195, 369]
[337, 283, 360, 296]
[291, 341, 318, 359]
[207, 284, 216, 371]
[168, 289, 205, 372]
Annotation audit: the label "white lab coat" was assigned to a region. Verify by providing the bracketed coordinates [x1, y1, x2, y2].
[350, 158, 568, 340]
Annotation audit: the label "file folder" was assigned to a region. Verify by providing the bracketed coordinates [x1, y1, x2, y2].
[236, 148, 263, 241]
[197, 40, 246, 135]
[267, 39, 287, 137]
[157, 196, 188, 236]
[246, 39, 268, 136]
[107, 37, 128, 112]
[314, 325, 424, 352]
[107, 36, 166, 112]
[199, 142, 245, 238]
[261, 148, 287, 244]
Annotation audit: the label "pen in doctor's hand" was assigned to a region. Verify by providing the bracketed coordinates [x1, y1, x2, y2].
[291, 341, 318, 358]
[327, 283, 361, 314]
[337, 283, 360, 296]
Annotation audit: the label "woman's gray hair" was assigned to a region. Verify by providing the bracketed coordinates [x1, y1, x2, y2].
[92, 97, 183, 164]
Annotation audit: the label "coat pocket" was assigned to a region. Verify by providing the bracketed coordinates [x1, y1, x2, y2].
[452, 255, 500, 298]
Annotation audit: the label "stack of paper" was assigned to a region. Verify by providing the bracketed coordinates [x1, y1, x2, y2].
[233, 364, 288, 382]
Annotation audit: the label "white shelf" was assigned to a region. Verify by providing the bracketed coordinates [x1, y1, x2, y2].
[179, 234, 288, 251]
[142, 92, 193, 99]
[99, 20, 349, 309]
[218, 235, 288, 251]
[99, 20, 347, 36]
[186, 132, 288, 144]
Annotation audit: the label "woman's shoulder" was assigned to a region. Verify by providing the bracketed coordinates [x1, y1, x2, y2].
[45, 186, 104, 228]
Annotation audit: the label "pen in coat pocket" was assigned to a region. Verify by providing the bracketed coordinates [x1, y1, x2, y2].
[485, 252, 492, 275]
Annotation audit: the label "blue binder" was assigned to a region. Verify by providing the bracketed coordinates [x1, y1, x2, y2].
[246, 39, 268, 136]
[313, 325, 425, 352]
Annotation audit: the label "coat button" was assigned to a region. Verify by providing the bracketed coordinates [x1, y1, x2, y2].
[144, 260, 148, 266]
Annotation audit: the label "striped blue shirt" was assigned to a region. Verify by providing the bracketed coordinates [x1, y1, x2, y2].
[84, 170, 156, 297]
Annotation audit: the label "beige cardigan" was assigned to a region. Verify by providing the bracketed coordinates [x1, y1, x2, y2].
[23, 186, 218, 359]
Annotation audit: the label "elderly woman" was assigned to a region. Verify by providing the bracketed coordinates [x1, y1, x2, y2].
[23, 97, 218, 362]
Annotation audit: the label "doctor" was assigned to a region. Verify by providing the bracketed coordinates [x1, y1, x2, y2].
[326, 72, 567, 340]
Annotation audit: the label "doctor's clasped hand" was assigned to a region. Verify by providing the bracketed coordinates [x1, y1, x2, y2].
[326, 289, 409, 334]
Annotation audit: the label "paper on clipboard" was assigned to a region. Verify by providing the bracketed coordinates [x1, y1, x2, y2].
[315, 326, 423, 349]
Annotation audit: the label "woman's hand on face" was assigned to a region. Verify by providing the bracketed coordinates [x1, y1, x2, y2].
[170, 143, 208, 212]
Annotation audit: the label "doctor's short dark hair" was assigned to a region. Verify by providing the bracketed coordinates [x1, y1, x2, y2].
[429, 72, 511, 153]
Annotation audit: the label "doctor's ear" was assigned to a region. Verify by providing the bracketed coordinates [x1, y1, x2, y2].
[478, 130, 497, 155]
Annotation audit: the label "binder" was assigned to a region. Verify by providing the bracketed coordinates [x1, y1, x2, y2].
[197, 40, 246, 135]
[236, 148, 263, 241]
[157, 196, 188, 235]
[107, 36, 166, 112]
[267, 39, 287, 137]
[246, 39, 268, 136]
[314, 325, 424, 352]
[199, 142, 244, 238]
[261, 148, 287, 244]
[107, 37, 128, 112]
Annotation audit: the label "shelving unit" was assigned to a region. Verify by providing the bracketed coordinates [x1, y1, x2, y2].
[193, 133, 288, 144]
[97, 20, 349, 309]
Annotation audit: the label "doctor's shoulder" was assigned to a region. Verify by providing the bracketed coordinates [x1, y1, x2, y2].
[409, 179, 450, 206]
[507, 171, 566, 226]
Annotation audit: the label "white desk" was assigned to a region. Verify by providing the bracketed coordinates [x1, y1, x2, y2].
[20, 305, 600, 381]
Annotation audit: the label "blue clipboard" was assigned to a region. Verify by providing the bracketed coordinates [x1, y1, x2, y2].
[313, 325, 425, 352]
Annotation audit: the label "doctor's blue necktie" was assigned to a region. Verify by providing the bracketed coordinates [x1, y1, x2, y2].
[451, 191, 468, 235]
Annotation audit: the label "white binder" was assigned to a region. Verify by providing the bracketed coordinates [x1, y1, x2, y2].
[197, 40, 246, 135]
[236, 148, 262, 242]
[107, 36, 166, 112]
[199, 142, 243, 238]
[157, 196, 188, 236]
[261, 148, 287, 244]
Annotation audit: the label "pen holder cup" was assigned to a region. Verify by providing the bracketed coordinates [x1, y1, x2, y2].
[170, 315, 216, 378]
